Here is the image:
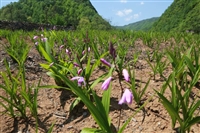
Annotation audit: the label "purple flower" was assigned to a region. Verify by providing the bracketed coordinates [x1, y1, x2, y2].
[73, 62, 79, 67]
[123, 69, 130, 82]
[82, 50, 85, 55]
[118, 89, 133, 105]
[100, 58, 111, 67]
[41, 27, 44, 32]
[71, 76, 86, 86]
[109, 42, 116, 59]
[49, 62, 54, 67]
[59, 45, 64, 50]
[82, 47, 91, 55]
[41, 37, 47, 42]
[33, 36, 38, 40]
[101, 77, 112, 90]
[35, 42, 39, 45]
[78, 69, 82, 75]
[53, 26, 56, 30]
[66, 48, 71, 55]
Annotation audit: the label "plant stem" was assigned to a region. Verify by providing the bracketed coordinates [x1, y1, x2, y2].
[117, 67, 124, 130]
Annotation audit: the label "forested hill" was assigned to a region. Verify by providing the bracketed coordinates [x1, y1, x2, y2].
[0, 0, 112, 30]
[151, 0, 200, 33]
[115, 17, 159, 31]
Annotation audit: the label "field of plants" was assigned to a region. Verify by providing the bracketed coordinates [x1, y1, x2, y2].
[0, 29, 200, 133]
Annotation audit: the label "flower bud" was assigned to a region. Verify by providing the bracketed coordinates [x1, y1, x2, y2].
[78, 69, 82, 75]
[33, 36, 38, 40]
[123, 69, 130, 82]
[59, 45, 64, 50]
[109, 42, 116, 59]
[101, 77, 112, 90]
[100, 58, 111, 67]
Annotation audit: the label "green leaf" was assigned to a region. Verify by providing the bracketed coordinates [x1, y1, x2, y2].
[20, 90, 32, 108]
[44, 40, 51, 56]
[139, 78, 150, 100]
[40, 63, 52, 70]
[102, 83, 111, 118]
[92, 90, 109, 124]
[1, 72, 11, 91]
[118, 94, 152, 133]
[171, 73, 177, 109]
[129, 68, 139, 104]
[85, 54, 91, 80]
[0, 100, 14, 115]
[91, 42, 100, 59]
[186, 116, 200, 130]
[188, 100, 200, 118]
[0, 95, 24, 116]
[90, 74, 106, 89]
[81, 128, 104, 133]
[38, 44, 54, 62]
[190, 67, 200, 87]
[185, 56, 195, 75]
[47, 122, 55, 133]
[70, 97, 81, 112]
[50, 67, 111, 132]
[101, 66, 114, 119]
[155, 90, 182, 128]
[38, 85, 66, 90]
[184, 67, 200, 99]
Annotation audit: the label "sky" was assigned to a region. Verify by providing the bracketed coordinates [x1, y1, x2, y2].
[0, 0, 173, 26]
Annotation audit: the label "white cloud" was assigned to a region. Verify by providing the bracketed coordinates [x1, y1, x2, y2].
[116, 9, 132, 17]
[116, 11, 124, 17]
[125, 13, 141, 21]
[140, 1, 144, 5]
[124, 9, 132, 15]
[120, 0, 127, 3]
[125, 16, 132, 21]
[133, 13, 139, 19]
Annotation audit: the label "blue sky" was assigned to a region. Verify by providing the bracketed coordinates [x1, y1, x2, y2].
[0, 0, 173, 26]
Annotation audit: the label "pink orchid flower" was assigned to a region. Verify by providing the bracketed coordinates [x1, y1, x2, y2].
[33, 36, 38, 40]
[71, 76, 86, 86]
[118, 89, 133, 105]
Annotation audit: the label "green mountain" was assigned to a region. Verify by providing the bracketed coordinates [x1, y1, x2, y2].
[115, 17, 159, 31]
[151, 0, 200, 33]
[0, 0, 112, 30]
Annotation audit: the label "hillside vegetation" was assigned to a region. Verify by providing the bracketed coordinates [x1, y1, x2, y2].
[116, 17, 159, 31]
[151, 0, 200, 33]
[0, 0, 112, 30]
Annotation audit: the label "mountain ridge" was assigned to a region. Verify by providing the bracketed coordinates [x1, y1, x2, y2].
[115, 17, 159, 31]
[151, 0, 200, 33]
[0, 0, 112, 30]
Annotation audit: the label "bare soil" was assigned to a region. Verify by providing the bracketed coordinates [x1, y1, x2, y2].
[0, 36, 199, 133]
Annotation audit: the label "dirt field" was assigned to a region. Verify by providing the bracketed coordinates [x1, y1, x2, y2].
[0, 36, 199, 133]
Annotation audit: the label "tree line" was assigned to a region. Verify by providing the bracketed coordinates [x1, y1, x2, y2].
[0, 0, 112, 30]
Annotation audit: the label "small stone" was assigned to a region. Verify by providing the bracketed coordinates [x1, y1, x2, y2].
[83, 112, 87, 117]
[71, 116, 74, 121]
[139, 126, 143, 131]
[132, 118, 137, 122]
[67, 126, 73, 129]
